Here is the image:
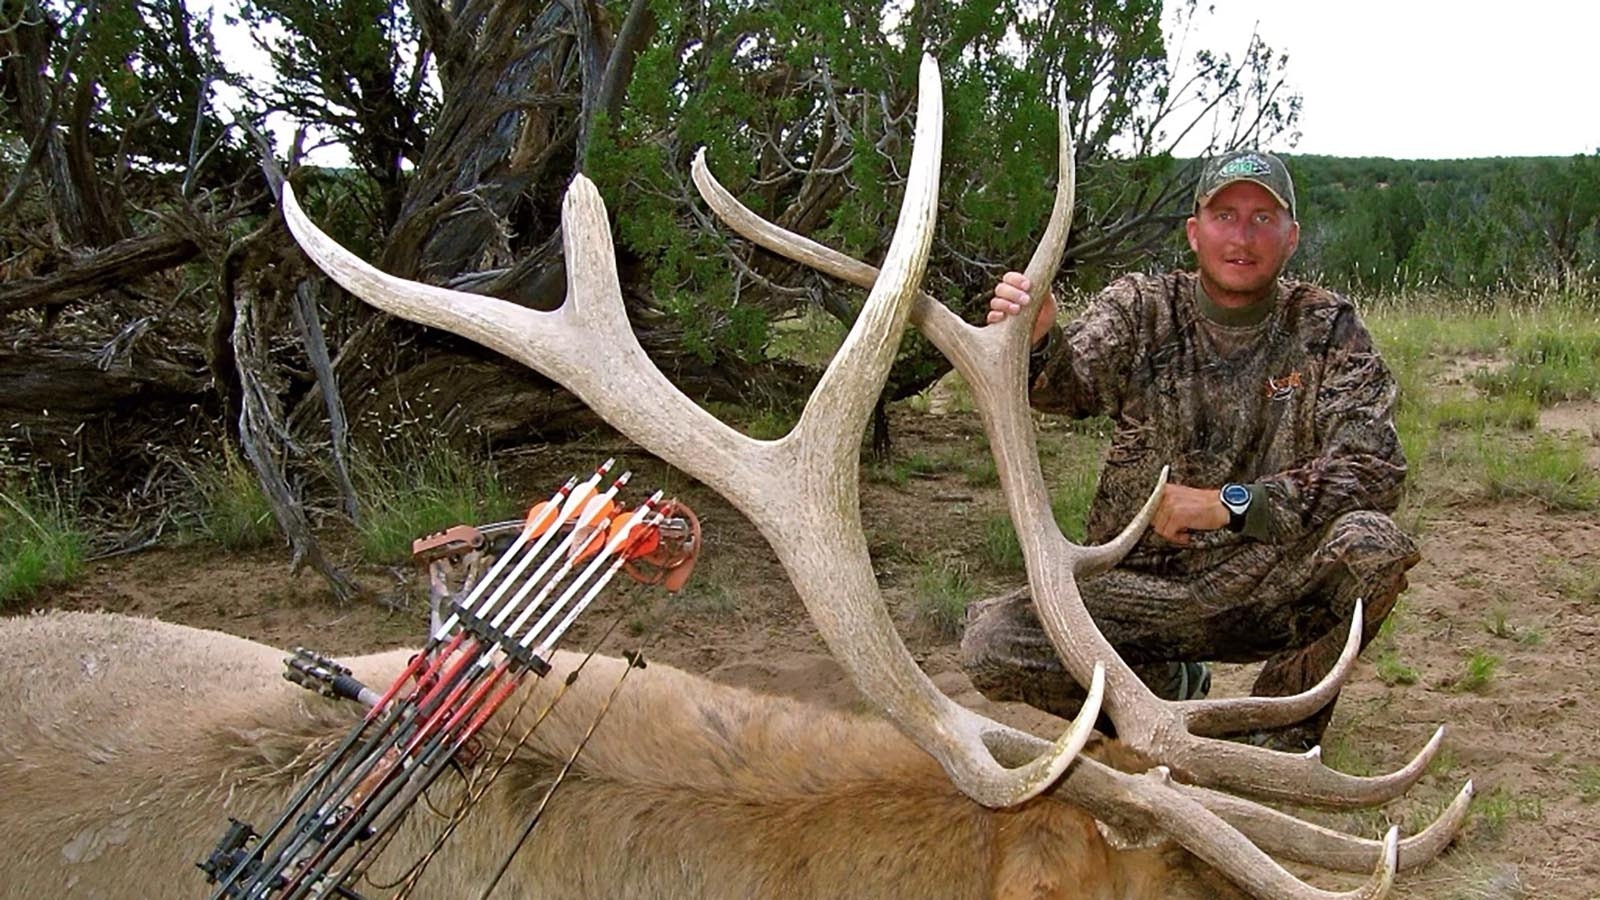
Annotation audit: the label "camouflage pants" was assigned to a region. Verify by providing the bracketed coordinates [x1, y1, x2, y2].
[959, 510, 1420, 748]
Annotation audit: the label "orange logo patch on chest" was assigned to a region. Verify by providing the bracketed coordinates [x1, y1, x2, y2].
[1264, 370, 1303, 401]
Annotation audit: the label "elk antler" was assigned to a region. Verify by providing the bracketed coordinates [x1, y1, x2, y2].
[283, 57, 1108, 810]
[687, 78, 1474, 897]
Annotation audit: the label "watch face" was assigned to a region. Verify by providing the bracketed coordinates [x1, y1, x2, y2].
[1221, 483, 1250, 508]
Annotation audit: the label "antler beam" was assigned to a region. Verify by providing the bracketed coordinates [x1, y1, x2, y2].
[284, 56, 1103, 811]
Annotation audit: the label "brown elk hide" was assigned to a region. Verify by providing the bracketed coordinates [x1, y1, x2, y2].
[0, 611, 1236, 898]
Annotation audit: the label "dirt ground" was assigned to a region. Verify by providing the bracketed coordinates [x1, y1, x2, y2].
[23, 397, 1600, 898]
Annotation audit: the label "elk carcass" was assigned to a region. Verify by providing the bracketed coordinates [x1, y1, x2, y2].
[0, 609, 1249, 898]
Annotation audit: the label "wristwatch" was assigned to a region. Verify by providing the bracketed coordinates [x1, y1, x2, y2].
[1220, 483, 1252, 533]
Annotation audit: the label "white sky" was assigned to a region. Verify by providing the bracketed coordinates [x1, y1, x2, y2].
[204, 1, 1599, 163]
[1169, 0, 1600, 159]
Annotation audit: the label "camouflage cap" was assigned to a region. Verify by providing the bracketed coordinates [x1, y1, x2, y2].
[1195, 149, 1296, 219]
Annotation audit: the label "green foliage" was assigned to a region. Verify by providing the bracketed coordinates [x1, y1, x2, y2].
[1369, 599, 1417, 686]
[912, 558, 975, 636]
[26, 0, 243, 177]
[1481, 604, 1542, 645]
[1049, 461, 1099, 544]
[232, 0, 432, 210]
[1470, 785, 1544, 840]
[1374, 649, 1418, 686]
[1476, 432, 1599, 511]
[963, 454, 999, 487]
[190, 447, 278, 550]
[1429, 395, 1538, 432]
[0, 483, 87, 608]
[1577, 766, 1600, 803]
[865, 449, 967, 485]
[1368, 301, 1600, 514]
[1292, 153, 1600, 296]
[1474, 330, 1600, 405]
[669, 577, 737, 618]
[1539, 557, 1600, 605]
[353, 441, 518, 564]
[587, 0, 1299, 382]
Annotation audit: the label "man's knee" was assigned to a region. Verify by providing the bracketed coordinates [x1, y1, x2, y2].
[1317, 510, 1420, 617]
[958, 589, 1094, 716]
[1320, 510, 1419, 569]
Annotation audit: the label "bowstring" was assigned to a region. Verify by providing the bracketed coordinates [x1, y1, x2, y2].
[473, 623, 649, 900]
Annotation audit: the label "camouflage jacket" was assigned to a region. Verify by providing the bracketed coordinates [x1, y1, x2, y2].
[1030, 270, 1406, 565]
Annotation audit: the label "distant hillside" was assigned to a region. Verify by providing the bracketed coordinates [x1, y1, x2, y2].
[1279, 154, 1600, 297]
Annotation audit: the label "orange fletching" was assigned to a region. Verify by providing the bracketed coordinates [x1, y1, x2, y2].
[612, 513, 661, 559]
[523, 500, 561, 537]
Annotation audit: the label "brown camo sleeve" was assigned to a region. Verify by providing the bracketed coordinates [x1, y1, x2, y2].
[1252, 307, 1408, 544]
[1026, 279, 1144, 419]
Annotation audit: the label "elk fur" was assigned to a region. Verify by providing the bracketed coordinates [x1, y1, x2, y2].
[0, 611, 1239, 899]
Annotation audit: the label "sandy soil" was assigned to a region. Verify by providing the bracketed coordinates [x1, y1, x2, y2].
[20, 398, 1600, 898]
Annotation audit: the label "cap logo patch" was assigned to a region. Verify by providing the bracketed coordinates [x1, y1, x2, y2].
[1219, 154, 1274, 178]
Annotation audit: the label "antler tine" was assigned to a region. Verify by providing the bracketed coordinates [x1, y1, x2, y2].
[287, 55, 1110, 812]
[983, 725, 1462, 895]
[1182, 599, 1366, 737]
[1058, 758, 1401, 899]
[283, 177, 757, 495]
[1176, 779, 1476, 874]
[1143, 767, 1400, 899]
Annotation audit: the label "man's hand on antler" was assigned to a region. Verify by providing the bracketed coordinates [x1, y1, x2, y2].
[986, 271, 1058, 347]
[1150, 484, 1229, 545]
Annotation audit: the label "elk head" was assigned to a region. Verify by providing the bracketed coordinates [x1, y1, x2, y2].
[283, 56, 1471, 898]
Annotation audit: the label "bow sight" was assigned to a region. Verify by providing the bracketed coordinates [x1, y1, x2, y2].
[199, 460, 698, 899]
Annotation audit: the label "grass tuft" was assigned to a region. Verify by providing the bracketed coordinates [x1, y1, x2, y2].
[354, 442, 517, 565]
[1476, 432, 1600, 511]
[979, 515, 1023, 572]
[0, 483, 87, 608]
[1374, 649, 1419, 686]
[1540, 557, 1600, 605]
[913, 559, 975, 636]
[189, 446, 278, 550]
[1577, 766, 1600, 803]
[1470, 785, 1545, 841]
[1454, 650, 1502, 693]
